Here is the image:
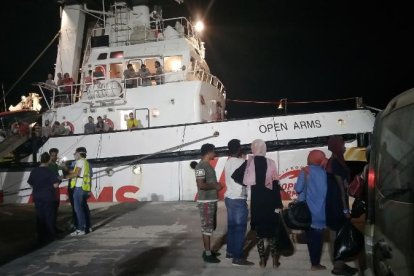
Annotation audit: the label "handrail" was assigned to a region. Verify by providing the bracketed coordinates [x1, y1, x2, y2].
[97, 131, 220, 177]
[122, 69, 226, 96]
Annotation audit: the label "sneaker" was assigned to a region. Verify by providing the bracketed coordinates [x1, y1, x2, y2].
[232, 259, 254, 266]
[70, 230, 86, 236]
[202, 252, 220, 263]
[225, 253, 233, 260]
[86, 227, 93, 234]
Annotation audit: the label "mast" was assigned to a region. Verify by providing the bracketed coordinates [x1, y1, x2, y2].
[55, 3, 86, 83]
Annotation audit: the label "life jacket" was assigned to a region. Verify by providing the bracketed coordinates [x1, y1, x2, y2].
[69, 158, 91, 192]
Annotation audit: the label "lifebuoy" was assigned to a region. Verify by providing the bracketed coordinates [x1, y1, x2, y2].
[62, 121, 74, 134]
[104, 118, 114, 130]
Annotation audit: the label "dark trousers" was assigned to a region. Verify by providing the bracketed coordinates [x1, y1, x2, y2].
[34, 200, 56, 243]
[68, 187, 77, 228]
[54, 200, 59, 227]
[306, 227, 324, 266]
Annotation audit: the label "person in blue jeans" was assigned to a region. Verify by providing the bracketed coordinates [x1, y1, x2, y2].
[295, 149, 328, 271]
[63, 147, 92, 236]
[224, 139, 254, 266]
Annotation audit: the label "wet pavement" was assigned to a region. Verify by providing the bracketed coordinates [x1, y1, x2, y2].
[0, 201, 360, 275]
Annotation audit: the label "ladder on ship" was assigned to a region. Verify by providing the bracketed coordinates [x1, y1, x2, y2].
[111, 2, 131, 46]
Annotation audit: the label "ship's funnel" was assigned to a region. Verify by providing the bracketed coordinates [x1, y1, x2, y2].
[55, 4, 85, 84]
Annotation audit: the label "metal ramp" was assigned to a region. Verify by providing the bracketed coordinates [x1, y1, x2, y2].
[0, 135, 28, 162]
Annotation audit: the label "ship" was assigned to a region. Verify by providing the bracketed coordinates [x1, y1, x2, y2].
[0, 0, 375, 204]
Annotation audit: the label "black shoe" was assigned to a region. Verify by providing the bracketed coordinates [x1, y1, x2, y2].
[259, 257, 266, 268]
[202, 252, 220, 263]
[232, 259, 254, 266]
[212, 251, 221, 257]
[331, 268, 356, 276]
[225, 253, 233, 260]
[343, 264, 358, 275]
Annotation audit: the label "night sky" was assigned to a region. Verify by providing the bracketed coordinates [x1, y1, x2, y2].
[1, 0, 414, 118]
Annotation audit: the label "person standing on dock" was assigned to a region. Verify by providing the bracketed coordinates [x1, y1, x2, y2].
[224, 139, 254, 266]
[27, 152, 60, 244]
[194, 143, 222, 263]
[63, 147, 92, 236]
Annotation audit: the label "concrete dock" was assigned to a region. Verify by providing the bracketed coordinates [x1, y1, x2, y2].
[0, 201, 360, 275]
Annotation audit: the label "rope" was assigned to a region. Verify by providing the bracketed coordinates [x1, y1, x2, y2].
[226, 97, 358, 105]
[1, 31, 60, 104]
[94, 131, 220, 176]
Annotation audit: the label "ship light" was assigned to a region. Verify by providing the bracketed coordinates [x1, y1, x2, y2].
[195, 21, 204, 33]
[152, 108, 160, 117]
[171, 60, 182, 71]
[133, 165, 142, 175]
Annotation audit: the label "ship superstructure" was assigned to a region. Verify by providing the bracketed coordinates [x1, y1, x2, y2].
[0, 1, 375, 204]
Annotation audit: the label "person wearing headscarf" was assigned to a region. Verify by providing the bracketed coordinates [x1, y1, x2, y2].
[325, 136, 357, 275]
[295, 150, 328, 271]
[244, 139, 283, 268]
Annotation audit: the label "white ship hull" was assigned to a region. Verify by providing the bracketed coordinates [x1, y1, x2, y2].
[0, 109, 374, 203]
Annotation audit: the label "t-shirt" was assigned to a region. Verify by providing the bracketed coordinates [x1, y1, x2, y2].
[224, 157, 247, 199]
[74, 159, 85, 187]
[195, 160, 218, 201]
[27, 167, 59, 202]
[84, 122, 96, 134]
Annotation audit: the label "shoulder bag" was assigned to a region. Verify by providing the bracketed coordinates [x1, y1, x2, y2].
[283, 171, 312, 230]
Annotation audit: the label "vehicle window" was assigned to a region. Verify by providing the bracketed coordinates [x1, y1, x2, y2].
[377, 104, 414, 203]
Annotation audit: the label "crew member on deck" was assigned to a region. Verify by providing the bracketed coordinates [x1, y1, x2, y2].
[138, 64, 151, 86]
[123, 64, 138, 88]
[126, 112, 143, 130]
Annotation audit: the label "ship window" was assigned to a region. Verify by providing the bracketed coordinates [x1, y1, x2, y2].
[110, 63, 123, 79]
[110, 51, 124, 59]
[128, 60, 142, 72]
[144, 58, 157, 74]
[97, 53, 108, 60]
[164, 56, 183, 72]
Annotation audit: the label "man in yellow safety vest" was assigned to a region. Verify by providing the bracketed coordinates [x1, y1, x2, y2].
[63, 147, 92, 236]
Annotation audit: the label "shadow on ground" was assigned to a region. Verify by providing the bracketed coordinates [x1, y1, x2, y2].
[0, 202, 145, 265]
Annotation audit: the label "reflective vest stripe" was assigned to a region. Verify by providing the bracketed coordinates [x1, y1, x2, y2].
[69, 159, 91, 192]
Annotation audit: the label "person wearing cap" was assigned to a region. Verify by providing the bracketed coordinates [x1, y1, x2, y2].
[64, 147, 92, 236]
[224, 139, 254, 266]
[194, 143, 222, 263]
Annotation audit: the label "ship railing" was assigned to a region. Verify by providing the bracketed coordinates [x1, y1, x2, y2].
[93, 16, 202, 47]
[122, 69, 226, 96]
[84, 80, 124, 102]
[187, 69, 226, 97]
[34, 82, 83, 109]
